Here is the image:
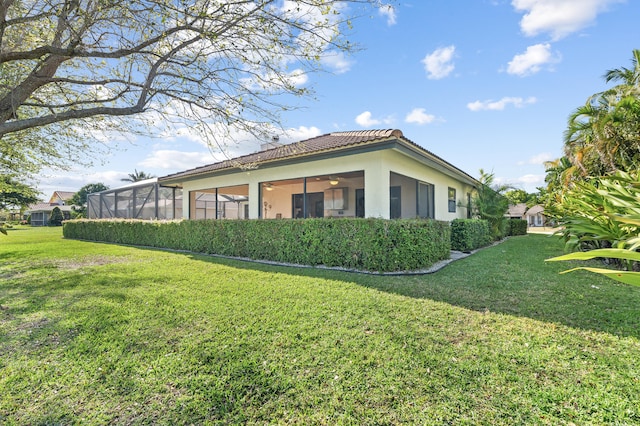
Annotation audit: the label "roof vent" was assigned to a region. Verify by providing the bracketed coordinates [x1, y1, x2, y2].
[260, 135, 283, 151]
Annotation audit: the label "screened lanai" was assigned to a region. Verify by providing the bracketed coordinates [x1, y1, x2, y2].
[259, 171, 365, 219]
[189, 184, 249, 220]
[87, 179, 183, 220]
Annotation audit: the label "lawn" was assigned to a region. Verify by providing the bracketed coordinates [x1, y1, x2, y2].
[1, 226, 639, 424]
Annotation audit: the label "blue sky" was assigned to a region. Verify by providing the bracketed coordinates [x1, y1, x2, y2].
[39, 0, 640, 198]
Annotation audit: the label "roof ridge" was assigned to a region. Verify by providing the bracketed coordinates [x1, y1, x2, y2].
[329, 129, 403, 138]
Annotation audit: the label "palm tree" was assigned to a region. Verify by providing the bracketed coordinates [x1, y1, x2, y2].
[604, 49, 640, 93]
[544, 157, 575, 192]
[563, 50, 640, 178]
[121, 169, 155, 182]
[472, 169, 510, 240]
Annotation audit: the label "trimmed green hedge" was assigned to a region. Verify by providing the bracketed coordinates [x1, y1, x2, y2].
[506, 219, 528, 236]
[63, 218, 451, 273]
[450, 219, 492, 252]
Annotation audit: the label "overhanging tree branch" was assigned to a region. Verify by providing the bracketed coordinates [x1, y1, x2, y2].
[0, 0, 379, 172]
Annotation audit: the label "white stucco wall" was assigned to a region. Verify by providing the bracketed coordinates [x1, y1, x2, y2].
[382, 149, 475, 221]
[177, 147, 476, 220]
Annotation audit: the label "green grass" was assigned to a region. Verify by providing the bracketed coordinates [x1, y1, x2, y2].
[1, 226, 639, 424]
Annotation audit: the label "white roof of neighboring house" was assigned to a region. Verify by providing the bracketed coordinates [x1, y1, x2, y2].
[525, 205, 545, 216]
[507, 203, 527, 217]
[25, 203, 73, 213]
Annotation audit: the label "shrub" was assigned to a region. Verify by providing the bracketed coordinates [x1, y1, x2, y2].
[506, 219, 527, 236]
[49, 207, 64, 226]
[450, 219, 492, 252]
[63, 218, 451, 273]
[71, 209, 85, 219]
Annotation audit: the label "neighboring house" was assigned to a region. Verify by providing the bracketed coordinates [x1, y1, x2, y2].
[25, 191, 74, 226]
[506, 203, 527, 220]
[158, 129, 479, 221]
[49, 191, 75, 206]
[525, 204, 546, 227]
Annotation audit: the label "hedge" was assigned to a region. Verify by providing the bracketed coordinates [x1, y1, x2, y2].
[506, 219, 528, 236]
[450, 219, 492, 252]
[63, 218, 452, 273]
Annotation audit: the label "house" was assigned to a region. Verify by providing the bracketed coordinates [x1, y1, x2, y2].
[158, 129, 479, 221]
[25, 203, 73, 226]
[49, 191, 75, 206]
[505, 203, 547, 227]
[525, 204, 546, 227]
[25, 191, 74, 226]
[506, 203, 527, 220]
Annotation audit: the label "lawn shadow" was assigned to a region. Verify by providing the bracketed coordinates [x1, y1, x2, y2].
[159, 236, 640, 341]
[56, 236, 640, 340]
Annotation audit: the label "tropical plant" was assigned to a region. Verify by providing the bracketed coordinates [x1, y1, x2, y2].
[543, 157, 576, 194]
[121, 170, 155, 183]
[472, 169, 510, 240]
[553, 170, 640, 251]
[562, 50, 640, 180]
[547, 248, 640, 287]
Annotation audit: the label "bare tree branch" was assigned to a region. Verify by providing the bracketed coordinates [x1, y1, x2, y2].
[0, 0, 378, 157]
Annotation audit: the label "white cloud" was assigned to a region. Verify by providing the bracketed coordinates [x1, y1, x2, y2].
[422, 46, 456, 80]
[281, 126, 322, 143]
[139, 150, 213, 170]
[321, 51, 353, 74]
[517, 174, 545, 185]
[378, 4, 397, 26]
[34, 124, 325, 196]
[512, 0, 623, 40]
[467, 96, 537, 111]
[506, 43, 560, 76]
[285, 69, 309, 87]
[355, 111, 379, 126]
[528, 152, 554, 165]
[495, 174, 545, 191]
[405, 108, 437, 125]
[355, 111, 395, 127]
[141, 125, 323, 168]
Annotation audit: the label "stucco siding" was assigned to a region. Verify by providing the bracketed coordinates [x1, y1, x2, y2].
[176, 146, 474, 221]
[381, 149, 474, 220]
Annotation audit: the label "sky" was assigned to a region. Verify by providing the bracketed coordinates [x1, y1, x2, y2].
[37, 0, 640, 199]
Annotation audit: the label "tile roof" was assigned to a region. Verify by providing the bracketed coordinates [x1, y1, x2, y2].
[159, 129, 477, 184]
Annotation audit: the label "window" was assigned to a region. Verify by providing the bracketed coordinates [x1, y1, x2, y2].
[390, 186, 401, 219]
[417, 182, 434, 219]
[448, 187, 456, 213]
